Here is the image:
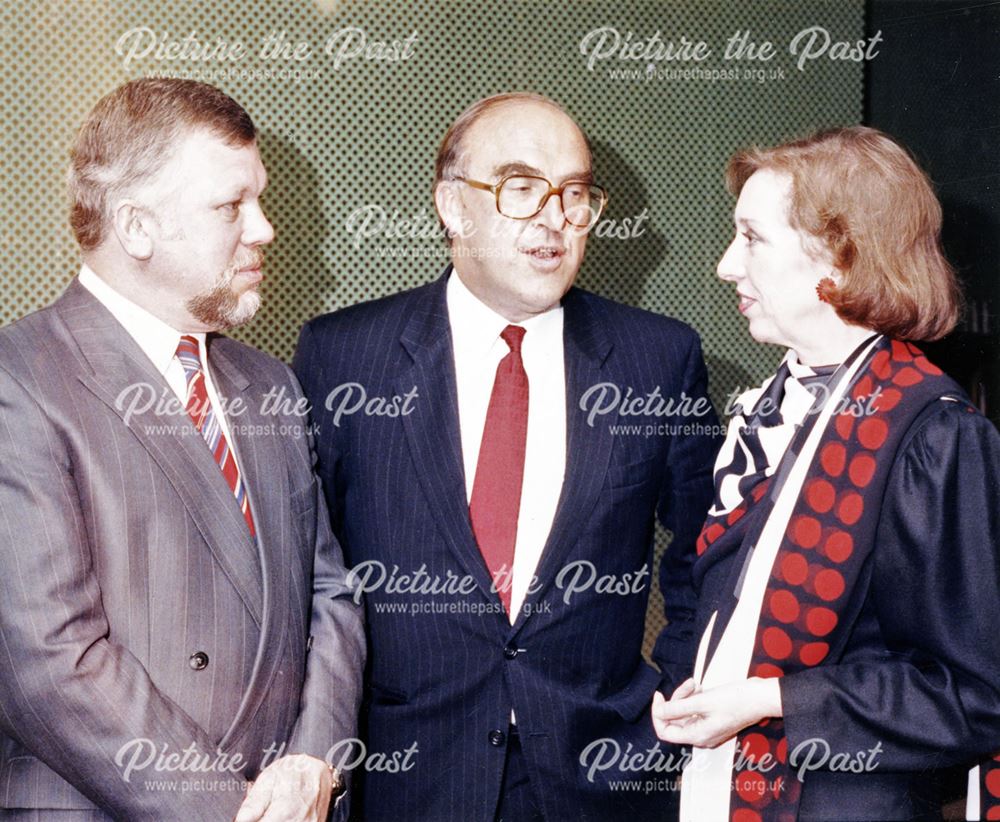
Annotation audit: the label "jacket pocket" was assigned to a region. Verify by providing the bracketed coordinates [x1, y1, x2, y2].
[1, 754, 101, 810]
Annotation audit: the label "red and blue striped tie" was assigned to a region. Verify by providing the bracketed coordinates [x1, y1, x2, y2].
[175, 335, 256, 537]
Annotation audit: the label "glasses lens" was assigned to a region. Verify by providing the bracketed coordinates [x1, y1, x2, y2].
[562, 183, 605, 228]
[497, 176, 550, 219]
[496, 177, 606, 228]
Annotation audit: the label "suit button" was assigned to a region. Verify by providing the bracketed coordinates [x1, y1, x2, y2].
[503, 645, 519, 660]
[488, 729, 506, 747]
[189, 651, 209, 671]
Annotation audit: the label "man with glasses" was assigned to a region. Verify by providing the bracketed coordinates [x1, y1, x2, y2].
[293, 93, 719, 821]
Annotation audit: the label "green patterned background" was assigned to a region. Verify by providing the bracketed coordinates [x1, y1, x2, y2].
[0, 0, 865, 655]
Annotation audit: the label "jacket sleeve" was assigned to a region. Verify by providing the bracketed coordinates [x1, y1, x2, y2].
[293, 321, 345, 540]
[780, 400, 1000, 772]
[651, 332, 721, 691]
[284, 364, 366, 820]
[0, 363, 243, 820]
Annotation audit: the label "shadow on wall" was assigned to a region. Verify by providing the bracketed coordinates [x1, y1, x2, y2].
[704, 352, 755, 420]
[234, 132, 336, 362]
[577, 139, 667, 308]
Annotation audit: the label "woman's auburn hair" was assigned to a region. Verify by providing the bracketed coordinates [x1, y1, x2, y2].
[725, 126, 961, 341]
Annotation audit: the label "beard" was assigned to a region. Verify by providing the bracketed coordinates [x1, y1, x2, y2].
[186, 249, 264, 330]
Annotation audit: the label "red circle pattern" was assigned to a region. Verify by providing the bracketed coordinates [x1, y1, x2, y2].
[806, 607, 838, 636]
[893, 367, 923, 387]
[728, 342, 942, 820]
[762, 627, 793, 660]
[741, 732, 771, 764]
[848, 454, 877, 488]
[819, 443, 846, 477]
[874, 387, 902, 412]
[857, 418, 888, 450]
[735, 771, 767, 803]
[986, 768, 1000, 799]
[800, 641, 830, 665]
[837, 492, 864, 525]
[805, 479, 836, 513]
[770, 590, 800, 623]
[814, 569, 846, 601]
[793, 516, 822, 549]
[824, 530, 853, 563]
[780, 554, 808, 585]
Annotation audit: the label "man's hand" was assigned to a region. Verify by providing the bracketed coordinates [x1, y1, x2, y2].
[651, 677, 782, 749]
[235, 754, 334, 822]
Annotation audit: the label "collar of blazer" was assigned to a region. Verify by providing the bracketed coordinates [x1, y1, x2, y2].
[56, 277, 286, 629]
[394, 265, 618, 638]
[56, 277, 301, 749]
[54, 280, 313, 749]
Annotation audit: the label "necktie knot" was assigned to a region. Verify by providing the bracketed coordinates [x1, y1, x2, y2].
[175, 334, 204, 384]
[501, 324, 526, 355]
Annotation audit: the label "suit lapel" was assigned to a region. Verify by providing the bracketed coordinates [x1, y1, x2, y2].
[208, 339, 292, 750]
[396, 275, 618, 628]
[395, 270, 504, 609]
[58, 280, 265, 625]
[511, 289, 616, 635]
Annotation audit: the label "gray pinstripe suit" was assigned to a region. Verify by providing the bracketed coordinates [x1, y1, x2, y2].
[0, 279, 365, 820]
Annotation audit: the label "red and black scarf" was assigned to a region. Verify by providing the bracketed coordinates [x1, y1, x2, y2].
[980, 755, 1000, 816]
[693, 338, 957, 821]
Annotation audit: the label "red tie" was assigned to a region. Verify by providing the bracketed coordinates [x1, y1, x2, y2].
[176, 335, 256, 538]
[469, 325, 529, 612]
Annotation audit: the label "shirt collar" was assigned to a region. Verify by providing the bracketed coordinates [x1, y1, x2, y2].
[78, 264, 204, 376]
[445, 267, 563, 359]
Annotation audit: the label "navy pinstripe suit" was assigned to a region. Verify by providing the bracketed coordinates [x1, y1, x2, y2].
[293, 268, 720, 821]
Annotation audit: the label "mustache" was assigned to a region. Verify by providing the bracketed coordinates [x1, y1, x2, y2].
[233, 249, 264, 271]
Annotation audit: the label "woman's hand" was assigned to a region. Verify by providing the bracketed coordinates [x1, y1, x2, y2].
[651, 677, 783, 749]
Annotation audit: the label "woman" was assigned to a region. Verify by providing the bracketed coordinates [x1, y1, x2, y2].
[651, 126, 1000, 821]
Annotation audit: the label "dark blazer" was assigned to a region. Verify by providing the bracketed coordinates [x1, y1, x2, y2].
[785, 396, 1000, 820]
[0, 279, 365, 820]
[293, 269, 720, 821]
[691, 364, 1000, 820]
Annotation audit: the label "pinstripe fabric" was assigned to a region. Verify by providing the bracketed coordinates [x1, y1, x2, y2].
[0, 279, 364, 820]
[176, 334, 256, 536]
[293, 268, 721, 822]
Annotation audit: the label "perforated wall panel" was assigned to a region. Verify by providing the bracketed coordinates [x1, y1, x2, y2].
[0, 0, 865, 659]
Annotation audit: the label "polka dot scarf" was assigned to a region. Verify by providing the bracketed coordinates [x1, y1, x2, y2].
[694, 338, 949, 822]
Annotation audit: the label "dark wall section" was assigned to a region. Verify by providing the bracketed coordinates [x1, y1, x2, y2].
[866, 0, 1000, 426]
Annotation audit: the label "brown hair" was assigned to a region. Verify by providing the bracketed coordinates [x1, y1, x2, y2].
[68, 78, 257, 250]
[726, 126, 960, 341]
[434, 92, 592, 188]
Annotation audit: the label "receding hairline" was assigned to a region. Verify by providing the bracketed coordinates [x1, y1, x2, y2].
[480, 99, 586, 151]
[436, 93, 592, 185]
[472, 94, 581, 126]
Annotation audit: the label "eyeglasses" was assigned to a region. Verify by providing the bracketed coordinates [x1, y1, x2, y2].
[455, 174, 608, 229]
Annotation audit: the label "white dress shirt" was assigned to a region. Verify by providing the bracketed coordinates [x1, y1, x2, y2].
[78, 264, 244, 469]
[446, 269, 567, 623]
